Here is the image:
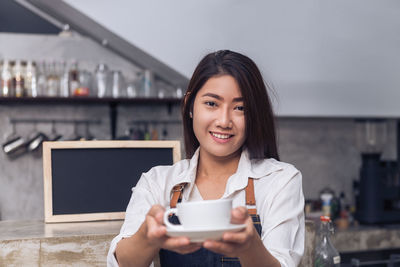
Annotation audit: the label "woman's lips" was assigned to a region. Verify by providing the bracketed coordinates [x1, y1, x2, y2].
[209, 131, 233, 144]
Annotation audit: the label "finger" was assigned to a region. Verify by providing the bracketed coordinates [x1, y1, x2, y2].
[175, 243, 202, 254]
[203, 240, 236, 255]
[148, 204, 165, 217]
[222, 231, 248, 244]
[147, 215, 167, 239]
[223, 215, 254, 241]
[230, 206, 248, 224]
[154, 208, 165, 225]
[163, 236, 191, 249]
[146, 205, 167, 235]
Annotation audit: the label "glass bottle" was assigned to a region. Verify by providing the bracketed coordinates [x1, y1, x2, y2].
[59, 61, 70, 97]
[46, 61, 59, 97]
[126, 81, 138, 98]
[13, 60, 25, 97]
[94, 63, 109, 98]
[77, 70, 92, 96]
[1, 59, 13, 97]
[314, 216, 341, 267]
[25, 60, 37, 97]
[69, 60, 80, 96]
[36, 60, 47, 96]
[111, 70, 125, 98]
[140, 69, 154, 97]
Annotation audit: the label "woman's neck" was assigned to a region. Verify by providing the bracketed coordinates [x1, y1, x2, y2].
[196, 148, 241, 180]
[194, 148, 242, 200]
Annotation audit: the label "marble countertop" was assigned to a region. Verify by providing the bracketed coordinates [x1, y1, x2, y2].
[333, 224, 400, 252]
[1, 219, 400, 253]
[0, 220, 123, 241]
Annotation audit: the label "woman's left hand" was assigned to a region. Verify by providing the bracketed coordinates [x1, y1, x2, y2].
[202, 206, 259, 258]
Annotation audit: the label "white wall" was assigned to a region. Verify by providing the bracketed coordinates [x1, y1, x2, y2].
[64, 0, 400, 117]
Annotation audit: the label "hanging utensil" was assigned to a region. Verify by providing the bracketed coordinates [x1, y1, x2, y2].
[48, 120, 63, 141]
[68, 121, 83, 141]
[84, 122, 95, 140]
[27, 123, 48, 153]
[2, 121, 26, 158]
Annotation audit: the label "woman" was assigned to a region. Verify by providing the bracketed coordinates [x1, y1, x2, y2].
[108, 50, 304, 267]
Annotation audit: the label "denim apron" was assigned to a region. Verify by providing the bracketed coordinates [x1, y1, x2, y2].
[159, 178, 262, 267]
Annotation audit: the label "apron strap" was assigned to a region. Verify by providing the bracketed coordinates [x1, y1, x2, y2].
[170, 183, 187, 208]
[169, 177, 257, 215]
[245, 177, 257, 215]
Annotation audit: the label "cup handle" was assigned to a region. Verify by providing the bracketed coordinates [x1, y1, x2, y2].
[163, 208, 180, 229]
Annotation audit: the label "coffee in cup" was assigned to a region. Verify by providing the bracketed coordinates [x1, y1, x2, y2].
[163, 198, 232, 230]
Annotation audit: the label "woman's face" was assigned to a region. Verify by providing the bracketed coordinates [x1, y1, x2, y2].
[192, 75, 246, 160]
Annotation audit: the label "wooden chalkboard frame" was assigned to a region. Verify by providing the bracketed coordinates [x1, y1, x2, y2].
[43, 140, 181, 223]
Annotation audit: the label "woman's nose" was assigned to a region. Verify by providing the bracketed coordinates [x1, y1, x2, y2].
[216, 109, 232, 128]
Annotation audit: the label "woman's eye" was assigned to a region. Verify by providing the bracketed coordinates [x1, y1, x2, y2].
[235, 106, 245, 111]
[205, 101, 217, 107]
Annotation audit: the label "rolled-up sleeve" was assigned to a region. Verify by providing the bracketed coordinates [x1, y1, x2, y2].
[261, 169, 305, 267]
[107, 172, 160, 267]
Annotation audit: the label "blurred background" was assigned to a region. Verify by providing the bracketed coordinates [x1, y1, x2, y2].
[1, 0, 400, 265]
[0, 1, 400, 262]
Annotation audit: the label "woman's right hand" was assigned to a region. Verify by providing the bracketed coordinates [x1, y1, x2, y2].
[140, 204, 202, 254]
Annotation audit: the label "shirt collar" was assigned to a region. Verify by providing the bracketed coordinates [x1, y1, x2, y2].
[170, 147, 283, 200]
[225, 149, 283, 195]
[238, 149, 283, 179]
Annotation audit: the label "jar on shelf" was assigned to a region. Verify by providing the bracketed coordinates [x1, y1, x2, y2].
[1, 59, 13, 97]
[69, 60, 80, 96]
[25, 60, 38, 97]
[94, 63, 110, 98]
[13, 60, 25, 97]
[111, 70, 125, 98]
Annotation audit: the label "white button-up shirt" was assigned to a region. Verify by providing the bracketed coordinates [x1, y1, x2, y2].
[107, 148, 305, 267]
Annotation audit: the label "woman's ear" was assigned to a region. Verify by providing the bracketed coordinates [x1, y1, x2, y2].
[189, 102, 194, 118]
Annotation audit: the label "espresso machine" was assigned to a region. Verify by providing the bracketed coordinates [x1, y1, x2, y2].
[355, 119, 400, 224]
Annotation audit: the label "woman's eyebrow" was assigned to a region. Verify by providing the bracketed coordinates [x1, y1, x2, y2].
[201, 93, 222, 100]
[201, 93, 243, 102]
[233, 97, 244, 102]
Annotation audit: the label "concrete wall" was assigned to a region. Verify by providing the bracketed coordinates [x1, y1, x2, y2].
[0, 33, 397, 220]
[278, 118, 396, 201]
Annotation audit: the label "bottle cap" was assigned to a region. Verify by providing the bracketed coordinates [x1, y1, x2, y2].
[320, 193, 333, 203]
[320, 215, 331, 222]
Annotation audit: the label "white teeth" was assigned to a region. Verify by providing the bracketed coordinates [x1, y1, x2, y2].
[211, 132, 231, 139]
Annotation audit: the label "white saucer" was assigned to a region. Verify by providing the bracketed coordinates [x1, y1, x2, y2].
[166, 224, 246, 242]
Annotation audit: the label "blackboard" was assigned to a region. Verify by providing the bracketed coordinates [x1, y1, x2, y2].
[43, 141, 180, 223]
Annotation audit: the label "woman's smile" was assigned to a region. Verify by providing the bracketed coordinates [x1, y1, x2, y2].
[209, 131, 234, 143]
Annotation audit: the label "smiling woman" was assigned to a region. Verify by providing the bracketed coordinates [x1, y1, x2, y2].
[108, 50, 305, 267]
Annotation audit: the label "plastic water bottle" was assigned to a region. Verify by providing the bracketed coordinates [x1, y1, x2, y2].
[314, 216, 341, 267]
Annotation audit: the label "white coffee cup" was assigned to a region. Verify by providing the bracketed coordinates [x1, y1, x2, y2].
[163, 199, 232, 230]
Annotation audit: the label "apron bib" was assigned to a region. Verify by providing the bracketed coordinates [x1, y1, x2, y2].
[159, 178, 262, 267]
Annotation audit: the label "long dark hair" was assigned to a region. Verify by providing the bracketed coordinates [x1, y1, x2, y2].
[182, 50, 279, 160]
